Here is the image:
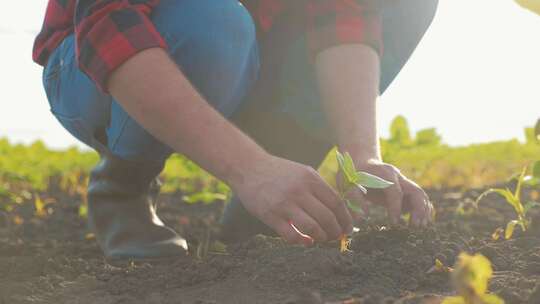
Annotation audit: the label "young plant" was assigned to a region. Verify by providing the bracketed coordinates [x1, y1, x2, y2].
[442, 253, 504, 304]
[335, 150, 393, 252]
[476, 166, 539, 239]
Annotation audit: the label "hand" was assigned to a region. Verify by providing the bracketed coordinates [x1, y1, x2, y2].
[339, 158, 434, 226]
[233, 155, 354, 245]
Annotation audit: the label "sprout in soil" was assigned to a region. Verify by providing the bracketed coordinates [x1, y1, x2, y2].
[335, 150, 393, 252]
[442, 253, 504, 304]
[476, 166, 540, 240]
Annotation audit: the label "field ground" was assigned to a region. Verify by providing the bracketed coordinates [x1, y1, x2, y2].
[2, 181, 540, 304]
[1, 119, 539, 303]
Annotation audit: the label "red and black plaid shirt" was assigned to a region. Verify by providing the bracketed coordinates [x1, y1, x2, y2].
[33, 0, 382, 93]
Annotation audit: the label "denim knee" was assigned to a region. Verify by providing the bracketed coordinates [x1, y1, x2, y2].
[152, 0, 259, 117]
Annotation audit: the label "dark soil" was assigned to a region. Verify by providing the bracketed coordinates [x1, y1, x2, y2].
[1, 181, 540, 304]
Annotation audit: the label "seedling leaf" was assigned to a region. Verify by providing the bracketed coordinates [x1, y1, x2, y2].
[356, 171, 394, 189]
[336, 151, 359, 184]
[346, 199, 364, 215]
[355, 184, 367, 194]
[505, 220, 520, 239]
[514, 167, 527, 202]
[452, 253, 492, 296]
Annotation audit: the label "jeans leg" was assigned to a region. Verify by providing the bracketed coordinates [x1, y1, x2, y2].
[43, 0, 259, 164]
[42, 35, 111, 153]
[106, 0, 259, 163]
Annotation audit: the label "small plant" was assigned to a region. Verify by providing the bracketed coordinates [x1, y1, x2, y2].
[335, 150, 393, 252]
[427, 258, 453, 274]
[442, 253, 504, 304]
[476, 166, 539, 239]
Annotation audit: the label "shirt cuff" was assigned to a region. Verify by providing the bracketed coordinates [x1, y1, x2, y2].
[306, 2, 383, 62]
[76, 7, 167, 93]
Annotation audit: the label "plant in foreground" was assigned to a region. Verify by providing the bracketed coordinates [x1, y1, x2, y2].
[476, 166, 539, 240]
[442, 253, 504, 304]
[335, 150, 393, 252]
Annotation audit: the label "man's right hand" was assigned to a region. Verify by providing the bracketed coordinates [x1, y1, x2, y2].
[108, 49, 352, 245]
[233, 155, 354, 245]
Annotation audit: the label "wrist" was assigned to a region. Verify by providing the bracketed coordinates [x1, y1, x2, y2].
[224, 148, 273, 192]
[338, 141, 381, 165]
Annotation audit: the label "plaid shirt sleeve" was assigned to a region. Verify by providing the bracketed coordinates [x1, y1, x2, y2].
[249, 0, 382, 61]
[74, 0, 166, 93]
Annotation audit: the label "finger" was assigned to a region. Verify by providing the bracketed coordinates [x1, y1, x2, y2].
[311, 178, 353, 234]
[400, 177, 430, 226]
[271, 217, 312, 245]
[287, 207, 328, 242]
[384, 176, 404, 224]
[299, 195, 343, 240]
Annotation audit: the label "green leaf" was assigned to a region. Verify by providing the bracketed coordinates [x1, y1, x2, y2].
[479, 293, 505, 304]
[479, 189, 523, 216]
[441, 296, 466, 304]
[514, 167, 527, 202]
[533, 160, 540, 179]
[356, 171, 394, 189]
[336, 150, 359, 184]
[505, 220, 520, 239]
[389, 115, 412, 147]
[355, 184, 367, 194]
[346, 199, 365, 215]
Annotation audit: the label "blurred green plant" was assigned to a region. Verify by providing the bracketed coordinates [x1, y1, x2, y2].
[442, 253, 504, 304]
[1, 116, 539, 214]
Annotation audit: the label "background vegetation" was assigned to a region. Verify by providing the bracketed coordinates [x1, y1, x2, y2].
[1, 116, 539, 214]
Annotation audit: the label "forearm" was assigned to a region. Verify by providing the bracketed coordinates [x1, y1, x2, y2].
[108, 48, 268, 188]
[315, 44, 381, 161]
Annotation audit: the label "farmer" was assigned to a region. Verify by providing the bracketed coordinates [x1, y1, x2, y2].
[33, 0, 436, 259]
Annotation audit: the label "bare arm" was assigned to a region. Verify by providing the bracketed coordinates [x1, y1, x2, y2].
[108, 48, 266, 188]
[108, 48, 352, 243]
[315, 44, 433, 225]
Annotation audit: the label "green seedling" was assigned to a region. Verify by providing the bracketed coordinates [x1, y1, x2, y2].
[442, 253, 504, 304]
[476, 166, 540, 240]
[335, 150, 393, 252]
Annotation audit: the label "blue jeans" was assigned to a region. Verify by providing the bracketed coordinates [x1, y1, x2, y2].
[43, 0, 438, 165]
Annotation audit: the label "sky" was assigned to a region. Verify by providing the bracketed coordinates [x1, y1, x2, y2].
[1, 1, 539, 149]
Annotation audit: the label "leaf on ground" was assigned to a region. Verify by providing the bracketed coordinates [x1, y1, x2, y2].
[452, 253, 493, 296]
[492, 227, 504, 241]
[427, 258, 453, 274]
